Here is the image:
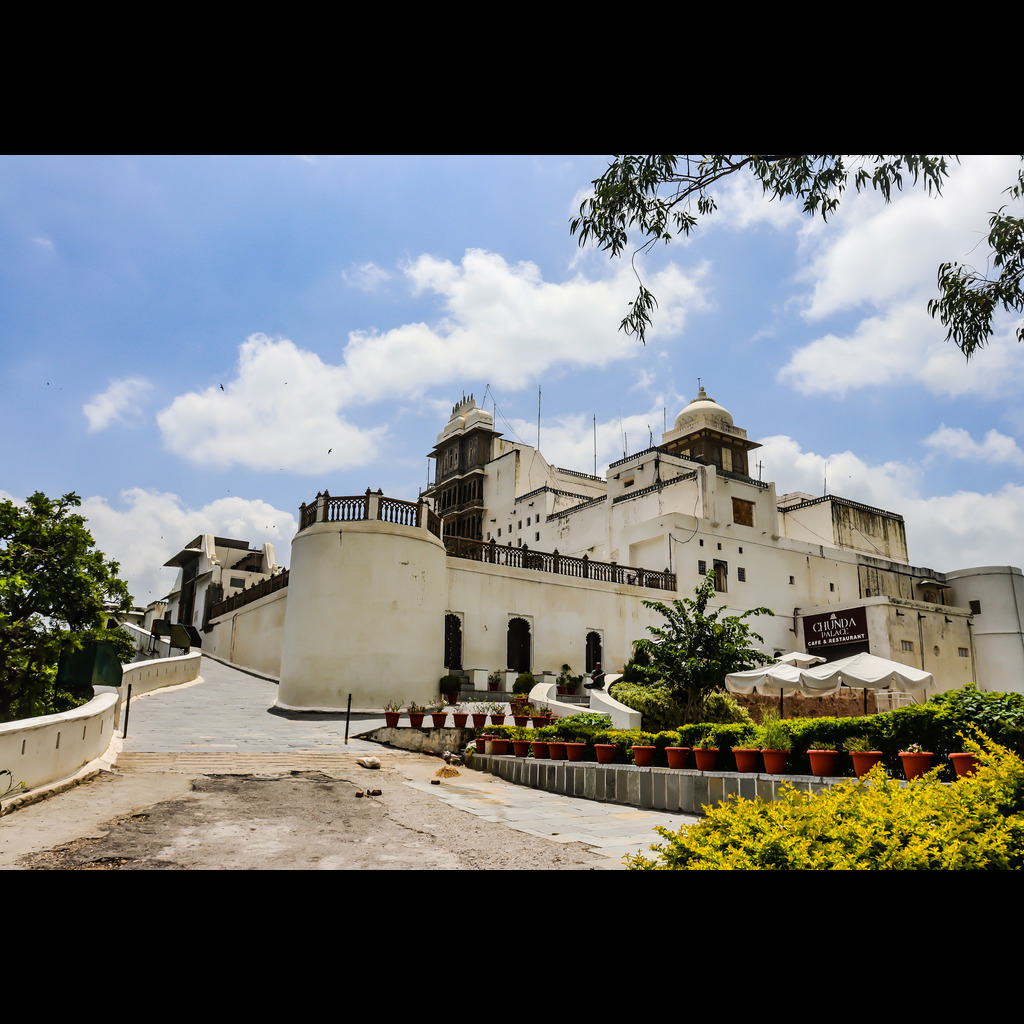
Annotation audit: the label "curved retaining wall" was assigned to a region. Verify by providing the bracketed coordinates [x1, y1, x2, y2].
[0, 689, 121, 800]
[0, 651, 202, 809]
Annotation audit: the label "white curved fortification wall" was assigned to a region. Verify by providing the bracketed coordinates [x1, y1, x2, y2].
[277, 519, 447, 710]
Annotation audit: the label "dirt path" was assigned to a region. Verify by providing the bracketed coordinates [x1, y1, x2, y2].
[1, 752, 605, 870]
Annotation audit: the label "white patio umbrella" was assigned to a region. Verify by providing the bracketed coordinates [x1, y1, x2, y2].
[798, 652, 935, 713]
[775, 651, 827, 668]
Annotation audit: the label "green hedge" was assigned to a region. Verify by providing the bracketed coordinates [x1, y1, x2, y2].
[470, 689, 1024, 776]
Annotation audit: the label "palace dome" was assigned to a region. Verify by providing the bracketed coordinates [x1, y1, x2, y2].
[673, 386, 734, 433]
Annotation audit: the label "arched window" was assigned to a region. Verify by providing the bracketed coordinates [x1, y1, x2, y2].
[444, 613, 463, 670]
[506, 617, 531, 674]
[585, 631, 603, 674]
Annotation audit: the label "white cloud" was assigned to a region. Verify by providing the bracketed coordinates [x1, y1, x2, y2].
[923, 425, 1024, 467]
[777, 300, 1024, 398]
[341, 261, 392, 291]
[157, 250, 709, 472]
[83, 377, 153, 432]
[777, 156, 1024, 397]
[155, 336, 388, 473]
[78, 488, 297, 606]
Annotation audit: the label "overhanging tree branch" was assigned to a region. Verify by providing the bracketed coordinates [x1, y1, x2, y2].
[571, 154, 1023, 356]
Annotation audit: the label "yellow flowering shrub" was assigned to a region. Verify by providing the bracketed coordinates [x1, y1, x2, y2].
[626, 733, 1024, 869]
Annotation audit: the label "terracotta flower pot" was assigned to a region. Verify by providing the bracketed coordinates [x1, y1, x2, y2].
[899, 751, 935, 780]
[949, 752, 980, 777]
[430, 712, 448, 728]
[452, 713, 469, 728]
[665, 746, 690, 770]
[445, 692, 459, 705]
[531, 741, 550, 759]
[512, 740, 532, 758]
[547, 741, 566, 760]
[407, 712, 425, 728]
[694, 748, 718, 771]
[631, 745, 655, 767]
[531, 716, 547, 728]
[850, 750, 883, 778]
[471, 713, 487, 728]
[490, 714, 506, 726]
[513, 716, 530, 727]
[807, 749, 839, 777]
[732, 748, 761, 773]
[490, 738, 510, 755]
[762, 749, 789, 774]
[384, 711, 401, 728]
[564, 742, 586, 762]
[595, 744, 616, 764]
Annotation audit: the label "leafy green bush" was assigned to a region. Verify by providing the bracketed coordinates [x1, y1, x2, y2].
[513, 672, 536, 694]
[700, 690, 753, 724]
[608, 680, 687, 733]
[439, 674, 463, 694]
[627, 733, 1024, 869]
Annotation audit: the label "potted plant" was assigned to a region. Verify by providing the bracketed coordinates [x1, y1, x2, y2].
[485, 700, 506, 725]
[547, 736, 567, 760]
[693, 732, 719, 771]
[631, 736, 656, 767]
[469, 703, 488, 729]
[512, 702, 531, 727]
[427, 695, 448, 728]
[531, 738, 550, 759]
[383, 698, 402, 729]
[488, 670, 502, 692]
[564, 740, 587, 762]
[594, 741, 616, 764]
[757, 710, 789, 775]
[733, 737, 765, 774]
[510, 727, 533, 758]
[556, 663, 582, 696]
[949, 751, 980, 778]
[452, 703, 470, 729]
[846, 735, 883, 778]
[898, 742, 935, 780]
[807, 740, 839, 777]
[439, 674, 462, 705]
[405, 701, 426, 728]
[665, 745, 691, 770]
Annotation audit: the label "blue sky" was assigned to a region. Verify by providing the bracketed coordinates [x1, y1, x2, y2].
[3, 154, 1023, 606]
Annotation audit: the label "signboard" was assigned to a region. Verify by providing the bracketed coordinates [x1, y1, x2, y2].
[804, 607, 869, 650]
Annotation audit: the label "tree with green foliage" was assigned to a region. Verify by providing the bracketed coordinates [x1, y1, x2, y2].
[570, 155, 1024, 359]
[631, 571, 772, 724]
[0, 491, 132, 722]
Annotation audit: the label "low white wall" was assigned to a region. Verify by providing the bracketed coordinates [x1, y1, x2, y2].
[122, 621, 173, 659]
[120, 650, 202, 704]
[0, 650, 203, 803]
[0, 688, 120, 796]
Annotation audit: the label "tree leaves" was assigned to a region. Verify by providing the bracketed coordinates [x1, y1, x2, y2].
[0, 491, 132, 722]
[571, 153, 1023, 358]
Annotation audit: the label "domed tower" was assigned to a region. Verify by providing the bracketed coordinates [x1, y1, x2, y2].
[660, 385, 760, 477]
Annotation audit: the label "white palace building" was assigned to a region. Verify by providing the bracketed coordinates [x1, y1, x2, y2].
[157, 388, 1024, 710]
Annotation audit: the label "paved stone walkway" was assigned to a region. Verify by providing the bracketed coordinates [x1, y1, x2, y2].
[119, 655, 698, 869]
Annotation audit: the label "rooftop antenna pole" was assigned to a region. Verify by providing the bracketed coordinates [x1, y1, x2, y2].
[537, 386, 541, 449]
[823, 460, 828, 496]
[594, 415, 597, 475]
